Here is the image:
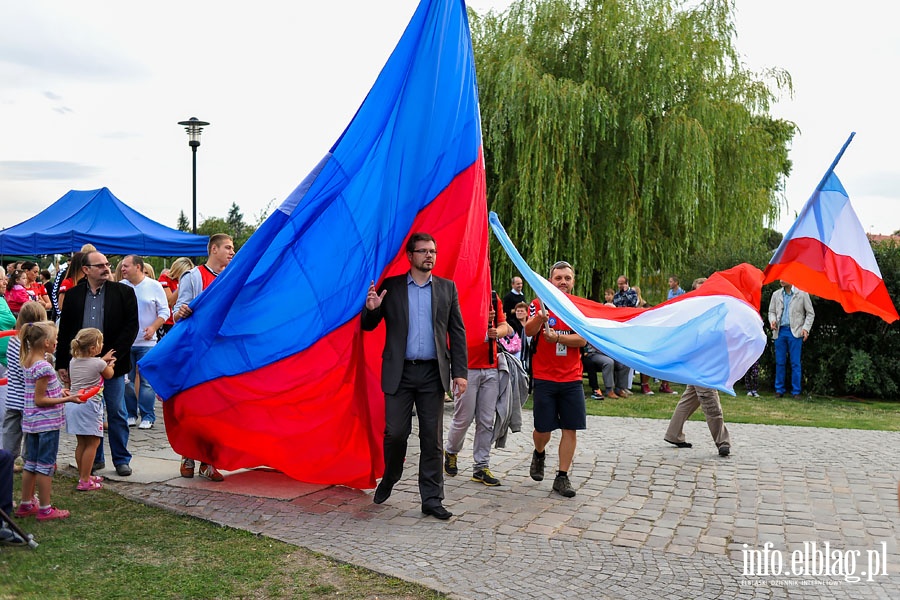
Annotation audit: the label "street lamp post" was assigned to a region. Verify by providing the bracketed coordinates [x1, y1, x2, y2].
[177, 117, 210, 234]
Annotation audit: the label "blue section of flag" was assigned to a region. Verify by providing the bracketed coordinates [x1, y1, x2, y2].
[141, 0, 482, 399]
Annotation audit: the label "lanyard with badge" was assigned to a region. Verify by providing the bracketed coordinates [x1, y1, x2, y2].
[541, 303, 567, 356]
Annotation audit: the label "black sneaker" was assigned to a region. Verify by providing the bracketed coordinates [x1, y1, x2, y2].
[718, 444, 731, 457]
[444, 451, 458, 476]
[471, 468, 500, 486]
[529, 450, 545, 481]
[552, 473, 576, 498]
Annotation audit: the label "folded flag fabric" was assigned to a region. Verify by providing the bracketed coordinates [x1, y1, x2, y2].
[763, 132, 899, 323]
[489, 212, 766, 394]
[138, 0, 488, 488]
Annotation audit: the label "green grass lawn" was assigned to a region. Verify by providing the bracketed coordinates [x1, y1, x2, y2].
[1, 476, 446, 600]
[573, 383, 900, 430]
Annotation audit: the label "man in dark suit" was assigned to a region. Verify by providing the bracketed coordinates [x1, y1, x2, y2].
[502, 276, 525, 322]
[57, 251, 139, 476]
[361, 232, 467, 520]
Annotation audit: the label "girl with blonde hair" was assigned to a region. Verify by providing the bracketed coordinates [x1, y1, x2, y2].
[65, 328, 116, 491]
[158, 257, 195, 338]
[15, 321, 80, 520]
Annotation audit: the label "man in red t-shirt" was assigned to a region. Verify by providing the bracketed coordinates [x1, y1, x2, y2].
[524, 260, 586, 498]
[444, 291, 512, 486]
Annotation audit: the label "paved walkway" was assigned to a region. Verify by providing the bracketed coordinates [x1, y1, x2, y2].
[60, 402, 900, 599]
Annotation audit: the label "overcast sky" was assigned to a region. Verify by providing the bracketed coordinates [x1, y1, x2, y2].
[1, 0, 897, 239]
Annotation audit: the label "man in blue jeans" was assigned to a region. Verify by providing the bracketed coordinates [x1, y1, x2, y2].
[121, 255, 169, 429]
[768, 281, 815, 398]
[57, 251, 139, 477]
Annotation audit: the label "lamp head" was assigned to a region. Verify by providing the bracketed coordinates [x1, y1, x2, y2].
[178, 117, 210, 147]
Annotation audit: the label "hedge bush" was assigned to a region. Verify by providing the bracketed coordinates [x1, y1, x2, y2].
[684, 239, 900, 399]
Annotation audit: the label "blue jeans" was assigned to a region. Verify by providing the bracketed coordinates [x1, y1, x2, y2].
[125, 346, 156, 423]
[774, 330, 803, 395]
[94, 375, 131, 467]
[23, 430, 60, 476]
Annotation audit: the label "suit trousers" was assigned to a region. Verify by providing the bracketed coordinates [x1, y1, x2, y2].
[445, 367, 498, 470]
[664, 385, 730, 448]
[383, 361, 445, 509]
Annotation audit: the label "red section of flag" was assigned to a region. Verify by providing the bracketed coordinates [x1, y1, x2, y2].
[563, 263, 765, 321]
[164, 155, 487, 488]
[763, 237, 898, 323]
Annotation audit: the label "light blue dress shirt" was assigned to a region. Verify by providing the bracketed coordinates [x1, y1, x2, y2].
[405, 274, 437, 360]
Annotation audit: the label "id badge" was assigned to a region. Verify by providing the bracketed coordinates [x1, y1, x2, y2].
[556, 339, 567, 356]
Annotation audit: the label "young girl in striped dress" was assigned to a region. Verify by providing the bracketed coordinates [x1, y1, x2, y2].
[14, 321, 81, 521]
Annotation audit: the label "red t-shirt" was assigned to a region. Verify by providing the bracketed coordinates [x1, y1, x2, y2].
[528, 298, 582, 382]
[159, 273, 177, 325]
[27, 282, 48, 302]
[467, 303, 507, 370]
[59, 278, 75, 295]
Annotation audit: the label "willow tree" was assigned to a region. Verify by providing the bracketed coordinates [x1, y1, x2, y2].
[470, 0, 795, 299]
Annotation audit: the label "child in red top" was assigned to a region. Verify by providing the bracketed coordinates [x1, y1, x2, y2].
[5, 270, 30, 314]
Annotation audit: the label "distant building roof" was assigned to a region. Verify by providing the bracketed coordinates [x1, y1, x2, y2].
[867, 233, 900, 244]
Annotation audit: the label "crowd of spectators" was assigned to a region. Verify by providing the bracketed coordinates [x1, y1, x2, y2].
[1, 236, 233, 532]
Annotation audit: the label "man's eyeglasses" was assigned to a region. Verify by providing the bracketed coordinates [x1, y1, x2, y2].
[411, 249, 438, 256]
[87, 262, 111, 269]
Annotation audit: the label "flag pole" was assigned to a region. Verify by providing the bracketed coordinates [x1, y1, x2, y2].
[769, 131, 858, 265]
[813, 132, 855, 192]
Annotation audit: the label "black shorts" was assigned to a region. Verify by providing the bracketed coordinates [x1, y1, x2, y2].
[532, 379, 586, 432]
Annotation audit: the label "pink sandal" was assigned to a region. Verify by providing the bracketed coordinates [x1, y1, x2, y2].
[76, 479, 103, 491]
[90, 475, 104, 483]
[36, 506, 70, 521]
[14, 497, 40, 518]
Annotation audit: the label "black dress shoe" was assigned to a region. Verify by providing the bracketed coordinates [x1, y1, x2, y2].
[422, 504, 452, 520]
[664, 439, 693, 448]
[115, 463, 132, 476]
[91, 461, 105, 473]
[373, 480, 394, 504]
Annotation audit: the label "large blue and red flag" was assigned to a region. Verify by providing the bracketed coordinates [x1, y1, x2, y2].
[490, 213, 767, 394]
[139, 0, 489, 488]
[763, 132, 899, 323]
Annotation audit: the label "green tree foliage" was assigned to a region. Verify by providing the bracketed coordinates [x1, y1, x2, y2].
[176, 210, 191, 232]
[471, 0, 795, 299]
[227, 202, 246, 240]
[198, 212, 257, 251]
[197, 217, 231, 238]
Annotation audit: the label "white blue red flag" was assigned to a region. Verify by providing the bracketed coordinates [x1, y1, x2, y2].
[489, 213, 767, 394]
[139, 0, 489, 488]
[763, 132, 898, 323]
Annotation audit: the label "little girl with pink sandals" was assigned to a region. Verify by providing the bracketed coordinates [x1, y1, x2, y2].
[14, 321, 81, 521]
[65, 328, 115, 491]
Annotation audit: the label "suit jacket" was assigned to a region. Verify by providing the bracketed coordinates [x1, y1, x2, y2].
[768, 287, 815, 339]
[57, 281, 139, 378]
[361, 274, 467, 395]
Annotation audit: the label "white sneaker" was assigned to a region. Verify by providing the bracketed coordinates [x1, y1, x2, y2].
[127, 417, 138, 427]
[138, 420, 153, 430]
